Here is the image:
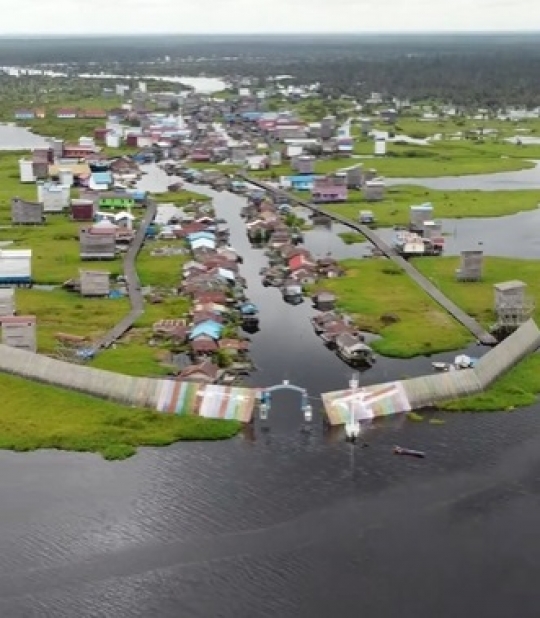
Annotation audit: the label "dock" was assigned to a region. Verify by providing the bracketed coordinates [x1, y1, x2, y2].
[239, 173, 497, 346]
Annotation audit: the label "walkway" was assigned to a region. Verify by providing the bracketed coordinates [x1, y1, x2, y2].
[239, 173, 497, 346]
[90, 199, 157, 354]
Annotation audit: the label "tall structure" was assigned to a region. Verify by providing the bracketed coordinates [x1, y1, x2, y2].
[456, 250, 483, 282]
[493, 280, 534, 335]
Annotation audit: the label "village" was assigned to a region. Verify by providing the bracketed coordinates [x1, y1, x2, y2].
[0, 74, 538, 443]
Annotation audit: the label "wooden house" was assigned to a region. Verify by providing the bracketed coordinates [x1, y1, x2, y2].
[1, 315, 37, 352]
[312, 291, 336, 312]
[79, 227, 117, 260]
[11, 198, 44, 225]
[79, 270, 110, 297]
[0, 288, 15, 316]
[71, 199, 95, 221]
[178, 359, 219, 382]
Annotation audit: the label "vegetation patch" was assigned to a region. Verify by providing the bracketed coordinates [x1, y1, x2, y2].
[325, 184, 540, 227]
[412, 255, 540, 411]
[338, 231, 366, 245]
[0, 373, 242, 460]
[320, 258, 472, 357]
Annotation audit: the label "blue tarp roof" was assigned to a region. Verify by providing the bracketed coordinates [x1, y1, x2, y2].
[189, 320, 223, 340]
[91, 171, 112, 184]
[187, 231, 216, 242]
[239, 302, 258, 315]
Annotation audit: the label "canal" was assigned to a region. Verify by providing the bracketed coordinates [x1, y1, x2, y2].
[2, 165, 540, 617]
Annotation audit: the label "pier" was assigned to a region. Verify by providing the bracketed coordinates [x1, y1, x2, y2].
[239, 173, 497, 346]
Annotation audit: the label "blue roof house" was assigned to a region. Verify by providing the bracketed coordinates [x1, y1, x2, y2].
[239, 302, 258, 316]
[289, 175, 314, 191]
[187, 231, 216, 243]
[189, 320, 223, 341]
[190, 237, 216, 251]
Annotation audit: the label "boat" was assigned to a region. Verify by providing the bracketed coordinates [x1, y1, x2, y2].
[344, 405, 361, 442]
[432, 361, 452, 372]
[454, 354, 478, 369]
[393, 446, 425, 458]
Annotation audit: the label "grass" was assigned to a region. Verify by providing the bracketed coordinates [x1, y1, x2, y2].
[412, 256, 540, 411]
[0, 372, 242, 460]
[16, 288, 130, 353]
[319, 258, 472, 357]
[324, 185, 540, 227]
[338, 231, 366, 245]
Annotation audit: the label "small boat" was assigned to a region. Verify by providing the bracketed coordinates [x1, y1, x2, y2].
[432, 361, 451, 372]
[393, 446, 425, 458]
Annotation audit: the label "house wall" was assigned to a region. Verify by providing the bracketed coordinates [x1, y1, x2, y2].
[19, 159, 35, 183]
[37, 183, 70, 213]
[0, 289, 15, 316]
[1, 318, 37, 353]
[79, 270, 111, 296]
[11, 198, 44, 225]
[79, 231, 116, 260]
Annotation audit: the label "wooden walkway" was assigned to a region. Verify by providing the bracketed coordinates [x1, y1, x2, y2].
[90, 200, 157, 354]
[239, 174, 497, 346]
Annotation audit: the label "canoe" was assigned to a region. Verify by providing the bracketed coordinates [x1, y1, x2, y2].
[393, 445, 425, 458]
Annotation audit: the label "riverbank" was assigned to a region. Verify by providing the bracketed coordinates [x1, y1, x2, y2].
[411, 256, 540, 410]
[0, 372, 241, 460]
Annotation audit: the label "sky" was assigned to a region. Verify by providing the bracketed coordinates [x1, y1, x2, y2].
[2, 0, 539, 35]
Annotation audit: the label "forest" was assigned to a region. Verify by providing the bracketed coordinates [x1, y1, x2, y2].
[0, 34, 539, 106]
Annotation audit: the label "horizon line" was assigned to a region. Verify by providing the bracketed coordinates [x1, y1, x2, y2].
[0, 30, 539, 37]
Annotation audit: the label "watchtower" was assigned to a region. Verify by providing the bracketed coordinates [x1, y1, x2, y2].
[492, 280, 534, 336]
[456, 250, 484, 282]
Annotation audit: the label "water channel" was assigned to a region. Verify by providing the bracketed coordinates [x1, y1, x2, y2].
[2, 165, 540, 616]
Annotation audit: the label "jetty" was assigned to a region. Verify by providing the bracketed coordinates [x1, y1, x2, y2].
[238, 173, 497, 346]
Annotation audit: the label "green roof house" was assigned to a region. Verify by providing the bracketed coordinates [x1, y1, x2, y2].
[98, 192, 135, 210]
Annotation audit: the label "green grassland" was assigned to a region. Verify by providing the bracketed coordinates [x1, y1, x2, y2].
[318, 258, 472, 358]
[324, 185, 540, 228]
[0, 372, 241, 460]
[412, 256, 540, 411]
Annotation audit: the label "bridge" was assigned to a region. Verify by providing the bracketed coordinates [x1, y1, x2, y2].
[258, 379, 313, 422]
[237, 173, 497, 346]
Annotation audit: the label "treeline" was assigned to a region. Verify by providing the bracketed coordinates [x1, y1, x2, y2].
[0, 35, 539, 107]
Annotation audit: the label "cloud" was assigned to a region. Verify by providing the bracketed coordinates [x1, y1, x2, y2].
[0, 0, 538, 34]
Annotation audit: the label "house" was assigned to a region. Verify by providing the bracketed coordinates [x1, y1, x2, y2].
[290, 268, 317, 286]
[293, 155, 316, 175]
[189, 319, 223, 341]
[63, 143, 96, 158]
[36, 182, 70, 213]
[282, 281, 304, 305]
[312, 177, 348, 203]
[32, 149, 52, 179]
[56, 108, 78, 119]
[152, 319, 188, 342]
[19, 159, 35, 183]
[89, 171, 113, 191]
[98, 192, 135, 210]
[218, 339, 249, 356]
[288, 253, 315, 272]
[11, 198, 44, 225]
[14, 109, 35, 120]
[0, 288, 15, 316]
[362, 178, 386, 202]
[79, 226, 117, 260]
[70, 199, 95, 221]
[78, 109, 107, 119]
[335, 332, 374, 365]
[190, 335, 219, 355]
[312, 291, 336, 311]
[0, 315, 37, 352]
[177, 359, 219, 383]
[190, 237, 216, 252]
[79, 270, 110, 297]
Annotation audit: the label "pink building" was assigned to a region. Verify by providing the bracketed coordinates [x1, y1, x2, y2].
[312, 177, 348, 203]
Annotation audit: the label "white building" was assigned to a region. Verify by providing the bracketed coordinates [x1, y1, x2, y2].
[37, 182, 70, 212]
[19, 159, 35, 183]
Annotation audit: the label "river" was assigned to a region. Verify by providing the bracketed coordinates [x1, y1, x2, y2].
[2, 166, 540, 617]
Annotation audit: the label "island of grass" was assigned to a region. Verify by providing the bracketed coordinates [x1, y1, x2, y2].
[324, 184, 540, 230]
[0, 373, 241, 460]
[316, 258, 472, 358]
[412, 256, 540, 411]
